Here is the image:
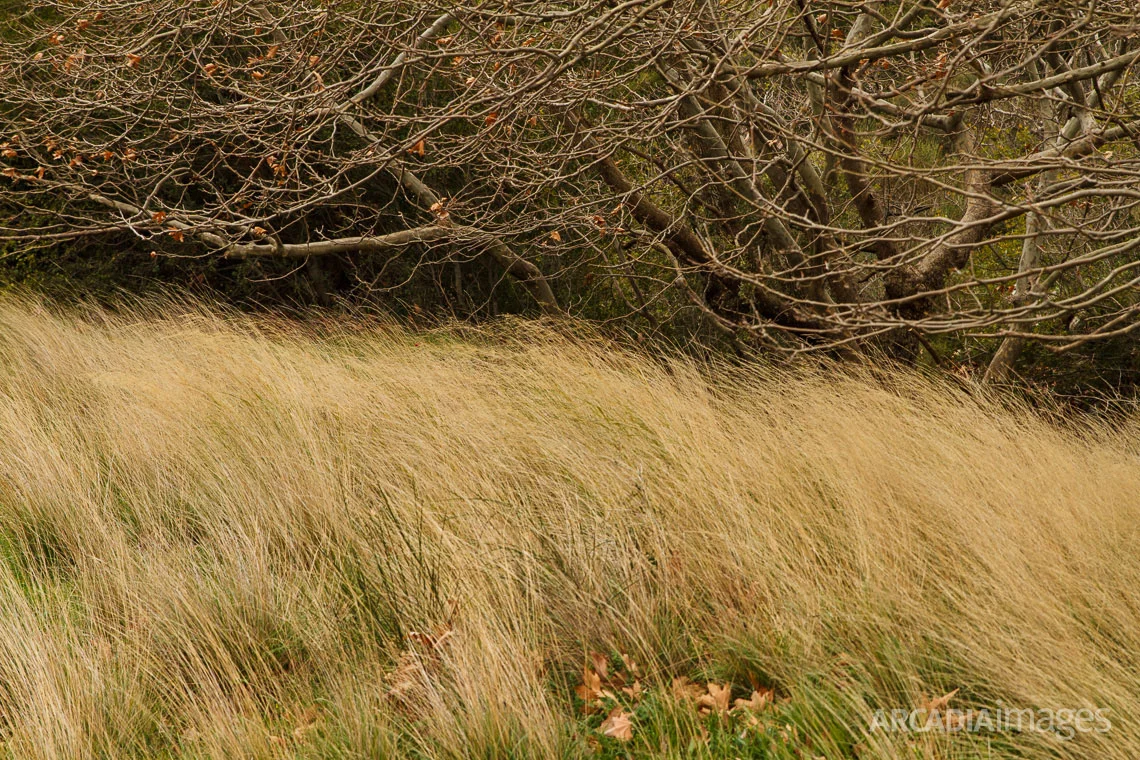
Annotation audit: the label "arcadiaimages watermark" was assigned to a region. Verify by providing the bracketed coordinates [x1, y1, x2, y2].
[869, 702, 1111, 741]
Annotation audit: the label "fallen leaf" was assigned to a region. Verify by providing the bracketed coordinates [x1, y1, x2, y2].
[599, 707, 633, 742]
[292, 704, 321, 743]
[589, 651, 607, 680]
[923, 688, 959, 712]
[575, 664, 602, 706]
[671, 676, 705, 702]
[697, 682, 732, 715]
[733, 689, 774, 714]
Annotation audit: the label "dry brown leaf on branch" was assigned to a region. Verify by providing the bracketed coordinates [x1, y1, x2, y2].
[429, 199, 450, 222]
[599, 707, 634, 742]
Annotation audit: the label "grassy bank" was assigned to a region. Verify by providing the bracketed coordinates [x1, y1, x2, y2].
[0, 298, 1137, 758]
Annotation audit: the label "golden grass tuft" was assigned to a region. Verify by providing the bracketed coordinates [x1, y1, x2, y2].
[0, 296, 1137, 758]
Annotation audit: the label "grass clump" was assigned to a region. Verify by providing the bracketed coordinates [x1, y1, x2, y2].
[0, 296, 1136, 758]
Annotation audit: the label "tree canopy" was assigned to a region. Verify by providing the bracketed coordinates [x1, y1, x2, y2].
[2, 0, 1139, 389]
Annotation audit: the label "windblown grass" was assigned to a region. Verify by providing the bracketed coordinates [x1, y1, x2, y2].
[0, 296, 1137, 759]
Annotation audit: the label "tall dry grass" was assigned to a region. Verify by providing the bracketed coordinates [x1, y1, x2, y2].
[0, 296, 1137, 758]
